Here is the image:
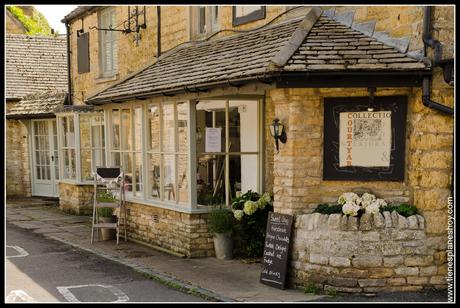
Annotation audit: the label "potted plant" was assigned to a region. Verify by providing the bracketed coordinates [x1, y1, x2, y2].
[96, 192, 117, 241]
[208, 207, 235, 260]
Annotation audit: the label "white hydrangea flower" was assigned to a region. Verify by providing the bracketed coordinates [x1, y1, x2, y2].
[257, 192, 271, 209]
[261, 192, 271, 204]
[342, 202, 360, 217]
[360, 193, 376, 209]
[338, 192, 360, 205]
[257, 199, 266, 209]
[233, 210, 244, 221]
[374, 198, 387, 207]
[365, 203, 380, 215]
[243, 200, 258, 216]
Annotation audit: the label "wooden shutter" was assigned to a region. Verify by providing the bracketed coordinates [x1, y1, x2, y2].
[77, 32, 90, 74]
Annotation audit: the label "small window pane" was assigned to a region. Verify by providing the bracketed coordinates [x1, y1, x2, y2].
[148, 104, 160, 151]
[163, 154, 176, 201]
[162, 104, 175, 153]
[121, 109, 131, 150]
[80, 115, 91, 148]
[133, 153, 143, 195]
[230, 154, 259, 200]
[177, 154, 188, 203]
[148, 154, 161, 200]
[197, 154, 225, 206]
[112, 152, 121, 167]
[134, 107, 142, 152]
[177, 103, 188, 153]
[112, 109, 120, 149]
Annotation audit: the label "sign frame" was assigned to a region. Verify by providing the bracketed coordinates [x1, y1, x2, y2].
[323, 96, 407, 181]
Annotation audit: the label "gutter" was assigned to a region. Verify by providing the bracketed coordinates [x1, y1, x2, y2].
[421, 6, 453, 115]
[157, 6, 161, 58]
[65, 22, 72, 105]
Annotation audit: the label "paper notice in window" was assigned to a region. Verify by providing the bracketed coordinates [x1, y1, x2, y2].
[205, 127, 222, 152]
[339, 111, 392, 167]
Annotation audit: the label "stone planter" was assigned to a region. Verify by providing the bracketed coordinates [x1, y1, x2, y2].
[213, 233, 233, 260]
[290, 212, 447, 293]
[99, 216, 116, 240]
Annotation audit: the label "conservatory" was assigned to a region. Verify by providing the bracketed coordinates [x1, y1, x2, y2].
[55, 99, 263, 214]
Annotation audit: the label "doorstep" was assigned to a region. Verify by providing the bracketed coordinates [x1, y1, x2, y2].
[6, 202, 323, 302]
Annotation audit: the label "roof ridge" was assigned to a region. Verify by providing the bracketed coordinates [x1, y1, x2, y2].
[269, 7, 322, 70]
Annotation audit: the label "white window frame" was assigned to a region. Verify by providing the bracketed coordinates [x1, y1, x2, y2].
[79, 112, 106, 181]
[99, 7, 118, 77]
[190, 6, 220, 39]
[58, 114, 77, 181]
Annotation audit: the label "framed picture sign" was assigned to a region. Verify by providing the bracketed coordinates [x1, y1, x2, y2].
[323, 96, 407, 181]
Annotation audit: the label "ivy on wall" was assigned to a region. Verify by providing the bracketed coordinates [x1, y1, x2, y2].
[7, 6, 53, 35]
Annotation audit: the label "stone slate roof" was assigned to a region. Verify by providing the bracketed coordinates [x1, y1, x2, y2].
[6, 34, 68, 100]
[283, 15, 427, 71]
[6, 90, 67, 118]
[87, 11, 428, 105]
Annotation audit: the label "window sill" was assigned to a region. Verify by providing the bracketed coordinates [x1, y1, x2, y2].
[95, 74, 119, 84]
[124, 195, 212, 214]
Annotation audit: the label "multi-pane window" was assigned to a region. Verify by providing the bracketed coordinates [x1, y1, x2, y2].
[195, 100, 260, 206]
[192, 6, 219, 38]
[60, 116, 76, 180]
[146, 102, 189, 205]
[99, 8, 118, 76]
[232, 6, 265, 26]
[110, 107, 143, 197]
[80, 113, 106, 181]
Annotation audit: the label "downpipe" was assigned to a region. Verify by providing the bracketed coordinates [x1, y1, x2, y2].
[65, 22, 72, 105]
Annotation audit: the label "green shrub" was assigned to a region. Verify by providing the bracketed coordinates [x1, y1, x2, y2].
[313, 203, 343, 215]
[208, 207, 235, 235]
[380, 203, 418, 217]
[97, 207, 114, 217]
[7, 6, 53, 35]
[97, 192, 117, 202]
[304, 283, 319, 294]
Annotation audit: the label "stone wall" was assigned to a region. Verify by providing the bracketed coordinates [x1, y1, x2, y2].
[58, 182, 93, 215]
[6, 119, 31, 197]
[290, 212, 447, 292]
[122, 201, 214, 258]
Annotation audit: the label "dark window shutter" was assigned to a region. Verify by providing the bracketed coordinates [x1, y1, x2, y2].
[77, 32, 90, 74]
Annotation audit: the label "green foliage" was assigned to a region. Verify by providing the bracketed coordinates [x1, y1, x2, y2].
[380, 203, 418, 217]
[313, 203, 343, 215]
[304, 283, 319, 294]
[7, 6, 53, 35]
[197, 185, 224, 206]
[326, 287, 339, 297]
[208, 207, 235, 234]
[97, 191, 117, 202]
[231, 190, 273, 258]
[97, 207, 114, 217]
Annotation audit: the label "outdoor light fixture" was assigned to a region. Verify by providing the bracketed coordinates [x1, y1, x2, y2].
[367, 87, 376, 112]
[269, 118, 287, 153]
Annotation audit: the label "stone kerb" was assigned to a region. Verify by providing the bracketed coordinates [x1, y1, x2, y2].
[291, 212, 447, 293]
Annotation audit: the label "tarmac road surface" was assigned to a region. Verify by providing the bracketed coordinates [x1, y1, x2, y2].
[5, 223, 207, 303]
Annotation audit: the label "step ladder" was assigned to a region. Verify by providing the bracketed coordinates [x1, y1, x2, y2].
[91, 167, 127, 245]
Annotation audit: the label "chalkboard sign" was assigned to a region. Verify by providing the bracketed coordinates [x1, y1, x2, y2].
[260, 212, 293, 289]
[323, 96, 407, 181]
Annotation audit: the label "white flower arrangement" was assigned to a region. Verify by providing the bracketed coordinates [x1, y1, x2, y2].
[338, 192, 387, 216]
[233, 209, 244, 221]
[243, 200, 258, 216]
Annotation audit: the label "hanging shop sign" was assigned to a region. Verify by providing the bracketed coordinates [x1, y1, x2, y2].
[260, 212, 293, 290]
[323, 96, 407, 181]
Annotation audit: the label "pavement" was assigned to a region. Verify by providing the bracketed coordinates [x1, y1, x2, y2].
[5, 198, 449, 303]
[5, 198, 324, 303]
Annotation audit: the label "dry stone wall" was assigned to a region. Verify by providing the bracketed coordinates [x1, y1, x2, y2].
[58, 182, 93, 215]
[6, 119, 31, 197]
[290, 212, 447, 292]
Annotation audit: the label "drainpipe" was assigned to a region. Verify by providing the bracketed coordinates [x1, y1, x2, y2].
[65, 22, 73, 105]
[421, 6, 454, 198]
[421, 6, 453, 115]
[157, 6, 161, 58]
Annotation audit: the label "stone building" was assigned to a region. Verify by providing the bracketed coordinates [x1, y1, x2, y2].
[6, 5, 454, 292]
[6, 34, 68, 197]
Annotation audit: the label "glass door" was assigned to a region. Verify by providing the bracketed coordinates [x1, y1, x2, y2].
[31, 119, 59, 197]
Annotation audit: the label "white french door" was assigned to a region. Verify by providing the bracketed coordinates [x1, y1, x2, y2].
[31, 119, 59, 197]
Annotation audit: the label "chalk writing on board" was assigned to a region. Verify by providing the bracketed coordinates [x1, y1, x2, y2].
[260, 212, 293, 289]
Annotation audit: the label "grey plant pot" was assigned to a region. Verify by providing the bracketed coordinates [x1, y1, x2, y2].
[213, 233, 233, 260]
[99, 216, 116, 241]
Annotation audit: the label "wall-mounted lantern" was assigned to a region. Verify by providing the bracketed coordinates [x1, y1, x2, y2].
[269, 118, 287, 153]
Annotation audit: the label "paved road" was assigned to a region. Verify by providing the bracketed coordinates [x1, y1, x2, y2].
[6, 223, 207, 303]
